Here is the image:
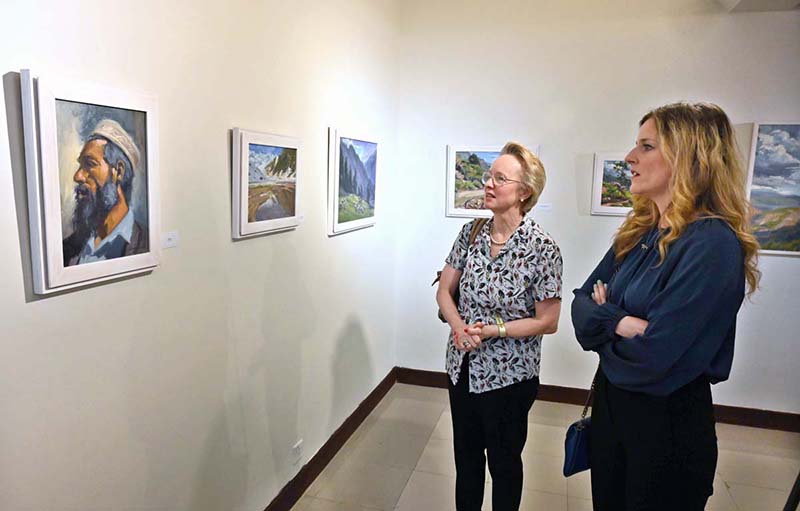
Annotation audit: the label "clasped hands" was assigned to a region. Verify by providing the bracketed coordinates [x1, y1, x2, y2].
[592, 280, 649, 339]
[452, 322, 494, 352]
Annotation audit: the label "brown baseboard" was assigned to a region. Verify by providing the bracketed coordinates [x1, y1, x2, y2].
[396, 366, 448, 388]
[264, 365, 799, 511]
[264, 367, 398, 511]
[396, 367, 800, 433]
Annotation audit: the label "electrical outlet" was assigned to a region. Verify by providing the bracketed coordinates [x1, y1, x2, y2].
[291, 439, 303, 465]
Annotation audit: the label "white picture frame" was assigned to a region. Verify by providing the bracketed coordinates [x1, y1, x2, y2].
[746, 122, 800, 256]
[20, 69, 160, 294]
[231, 128, 301, 239]
[446, 145, 500, 218]
[445, 144, 541, 218]
[327, 127, 378, 236]
[591, 152, 633, 216]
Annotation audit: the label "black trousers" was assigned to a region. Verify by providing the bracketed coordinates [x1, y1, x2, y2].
[448, 356, 539, 511]
[590, 369, 718, 511]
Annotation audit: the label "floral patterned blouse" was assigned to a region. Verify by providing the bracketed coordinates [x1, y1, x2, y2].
[445, 216, 563, 393]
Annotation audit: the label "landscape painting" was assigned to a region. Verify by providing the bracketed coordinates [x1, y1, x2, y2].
[328, 128, 378, 235]
[747, 123, 800, 255]
[232, 129, 301, 239]
[247, 143, 297, 221]
[446, 145, 501, 218]
[592, 153, 633, 216]
[338, 137, 376, 222]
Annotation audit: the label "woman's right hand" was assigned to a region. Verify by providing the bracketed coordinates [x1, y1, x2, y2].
[452, 327, 481, 352]
[615, 316, 648, 338]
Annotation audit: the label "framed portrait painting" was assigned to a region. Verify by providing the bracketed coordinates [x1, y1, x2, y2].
[231, 129, 301, 239]
[746, 122, 800, 256]
[591, 153, 633, 216]
[20, 69, 160, 294]
[327, 128, 378, 235]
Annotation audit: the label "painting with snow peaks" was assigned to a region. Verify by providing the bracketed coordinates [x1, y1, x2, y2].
[327, 128, 378, 235]
[231, 129, 301, 239]
[248, 143, 296, 222]
[747, 123, 800, 256]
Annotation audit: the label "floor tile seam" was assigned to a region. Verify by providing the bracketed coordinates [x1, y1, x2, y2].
[725, 480, 793, 494]
[718, 446, 800, 464]
[716, 481, 744, 511]
[411, 466, 456, 478]
[390, 465, 425, 511]
[339, 452, 427, 472]
[718, 473, 798, 491]
[304, 494, 384, 510]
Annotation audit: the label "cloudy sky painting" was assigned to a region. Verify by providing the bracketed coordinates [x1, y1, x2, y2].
[751, 124, 800, 198]
[749, 123, 800, 254]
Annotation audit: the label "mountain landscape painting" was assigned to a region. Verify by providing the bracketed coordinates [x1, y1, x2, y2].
[247, 143, 297, 222]
[748, 123, 800, 254]
[338, 137, 377, 223]
[453, 150, 499, 210]
[600, 158, 633, 208]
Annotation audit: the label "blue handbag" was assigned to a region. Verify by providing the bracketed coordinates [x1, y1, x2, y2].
[563, 369, 598, 477]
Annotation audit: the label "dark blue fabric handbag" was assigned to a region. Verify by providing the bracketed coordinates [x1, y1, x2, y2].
[563, 368, 598, 477]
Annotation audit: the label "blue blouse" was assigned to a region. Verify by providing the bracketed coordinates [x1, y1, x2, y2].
[571, 218, 746, 396]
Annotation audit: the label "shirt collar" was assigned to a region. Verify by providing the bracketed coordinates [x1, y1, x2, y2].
[82, 209, 135, 255]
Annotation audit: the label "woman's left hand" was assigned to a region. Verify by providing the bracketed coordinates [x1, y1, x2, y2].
[592, 280, 607, 305]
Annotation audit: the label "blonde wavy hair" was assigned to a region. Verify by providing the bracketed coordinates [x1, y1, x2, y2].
[501, 141, 545, 214]
[613, 102, 760, 295]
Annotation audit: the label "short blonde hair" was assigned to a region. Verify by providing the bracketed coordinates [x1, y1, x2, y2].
[501, 141, 545, 213]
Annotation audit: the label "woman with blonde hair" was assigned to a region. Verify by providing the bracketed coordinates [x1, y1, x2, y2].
[571, 102, 759, 511]
[437, 142, 562, 511]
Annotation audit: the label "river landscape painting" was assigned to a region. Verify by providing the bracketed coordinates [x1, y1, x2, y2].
[232, 129, 300, 238]
[247, 143, 296, 221]
[328, 128, 378, 235]
[748, 123, 800, 255]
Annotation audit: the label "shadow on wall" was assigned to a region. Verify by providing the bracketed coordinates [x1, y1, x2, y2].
[574, 153, 595, 217]
[4, 72, 40, 303]
[330, 315, 374, 434]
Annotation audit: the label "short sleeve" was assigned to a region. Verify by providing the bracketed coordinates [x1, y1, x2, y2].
[444, 221, 473, 271]
[529, 237, 563, 302]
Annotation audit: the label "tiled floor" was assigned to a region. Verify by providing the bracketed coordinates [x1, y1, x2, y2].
[293, 384, 800, 511]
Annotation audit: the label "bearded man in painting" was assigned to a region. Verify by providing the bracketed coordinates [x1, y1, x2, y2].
[62, 119, 149, 266]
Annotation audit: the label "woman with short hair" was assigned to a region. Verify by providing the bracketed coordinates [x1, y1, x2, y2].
[571, 102, 760, 511]
[436, 142, 563, 511]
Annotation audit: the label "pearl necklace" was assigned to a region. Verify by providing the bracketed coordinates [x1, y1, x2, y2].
[490, 232, 509, 245]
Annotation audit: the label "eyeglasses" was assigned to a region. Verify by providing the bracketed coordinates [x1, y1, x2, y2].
[481, 171, 523, 187]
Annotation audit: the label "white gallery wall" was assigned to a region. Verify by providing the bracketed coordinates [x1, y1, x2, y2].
[0, 1, 798, 511]
[0, 0, 401, 510]
[392, 0, 800, 414]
